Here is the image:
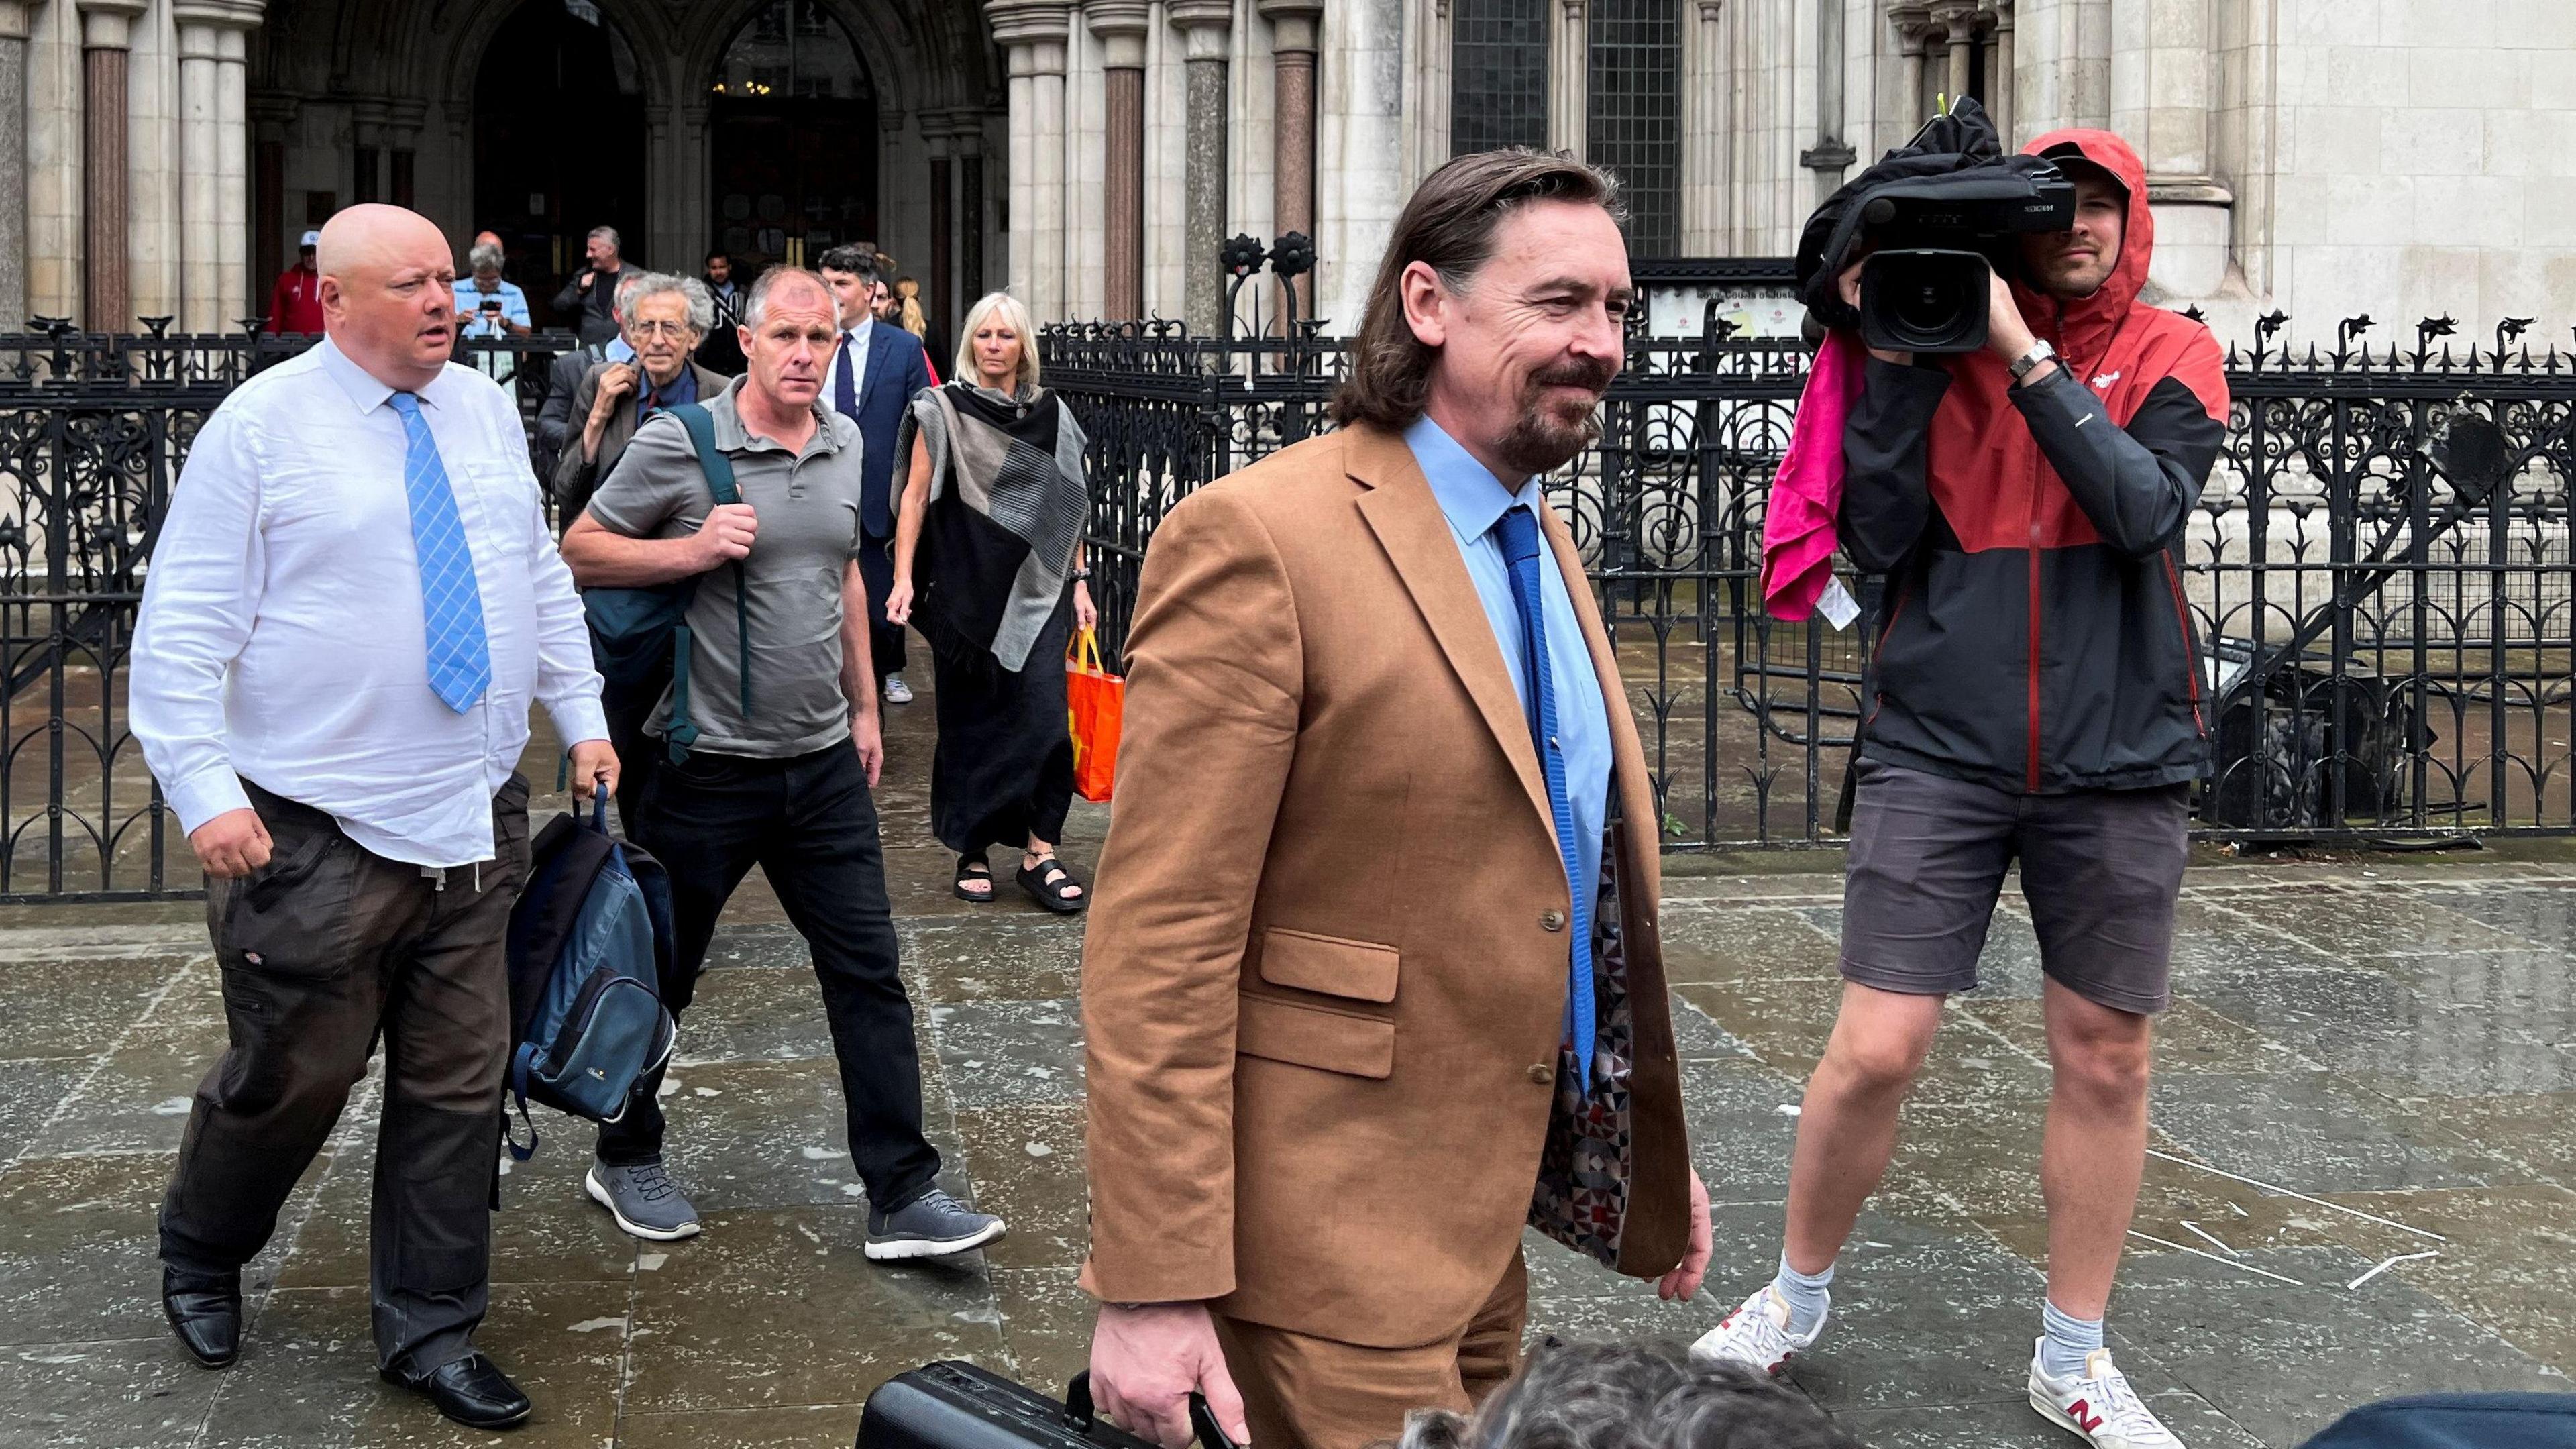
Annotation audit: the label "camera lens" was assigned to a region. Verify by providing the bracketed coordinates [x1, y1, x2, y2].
[1860, 250, 1992, 354]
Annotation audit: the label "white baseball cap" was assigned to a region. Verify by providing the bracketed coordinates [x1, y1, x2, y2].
[299, 230, 319, 248]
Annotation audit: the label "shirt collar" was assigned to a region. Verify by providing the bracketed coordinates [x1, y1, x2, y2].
[844, 315, 875, 347]
[1403, 413, 1538, 545]
[314, 335, 452, 417]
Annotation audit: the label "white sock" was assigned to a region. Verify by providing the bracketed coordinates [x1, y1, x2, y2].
[2040, 1299, 2104, 1379]
[1771, 1252, 1833, 1336]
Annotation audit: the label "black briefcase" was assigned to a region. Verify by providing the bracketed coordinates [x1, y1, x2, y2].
[859, 1362, 1236, 1449]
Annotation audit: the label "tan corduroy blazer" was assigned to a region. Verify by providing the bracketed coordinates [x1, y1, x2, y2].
[1079, 421, 1690, 1350]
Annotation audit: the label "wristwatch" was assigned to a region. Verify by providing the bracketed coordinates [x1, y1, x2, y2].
[1069, 568, 1093, 582]
[2008, 339, 2058, 384]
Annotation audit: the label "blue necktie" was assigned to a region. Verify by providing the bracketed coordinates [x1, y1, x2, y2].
[835, 331, 859, 421]
[1494, 505, 1597, 1085]
[386, 392, 492, 713]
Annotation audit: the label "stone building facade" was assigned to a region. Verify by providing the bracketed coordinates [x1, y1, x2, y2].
[0, 0, 2565, 345]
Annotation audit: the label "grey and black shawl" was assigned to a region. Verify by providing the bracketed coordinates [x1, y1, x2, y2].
[895, 382, 1092, 674]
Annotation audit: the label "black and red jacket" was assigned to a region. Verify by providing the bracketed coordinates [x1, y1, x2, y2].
[1842, 129, 2229, 795]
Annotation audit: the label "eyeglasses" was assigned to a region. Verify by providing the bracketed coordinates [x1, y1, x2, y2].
[628, 320, 699, 340]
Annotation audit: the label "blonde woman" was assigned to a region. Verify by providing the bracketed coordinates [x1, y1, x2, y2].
[885, 292, 1096, 912]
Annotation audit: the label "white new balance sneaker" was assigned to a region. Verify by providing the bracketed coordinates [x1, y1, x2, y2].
[2029, 1342, 2186, 1448]
[1689, 1284, 1826, 1376]
[883, 674, 915, 705]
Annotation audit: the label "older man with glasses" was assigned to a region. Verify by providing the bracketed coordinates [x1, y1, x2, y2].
[551, 271, 730, 522]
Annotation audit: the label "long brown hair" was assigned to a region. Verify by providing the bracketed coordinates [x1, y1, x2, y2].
[1328, 148, 1624, 429]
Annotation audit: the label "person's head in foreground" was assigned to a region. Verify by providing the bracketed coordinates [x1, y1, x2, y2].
[953, 290, 1039, 396]
[1397, 1342, 1866, 1449]
[316, 204, 459, 393]
[1331, 146, 1632, 480]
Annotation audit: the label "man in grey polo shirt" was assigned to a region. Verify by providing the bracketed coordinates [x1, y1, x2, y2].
[559, 266, 1004, 1261]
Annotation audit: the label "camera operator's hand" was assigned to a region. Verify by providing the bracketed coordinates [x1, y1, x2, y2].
[1983, 270, 2056, 384]
[1835, 260, 1915, 368]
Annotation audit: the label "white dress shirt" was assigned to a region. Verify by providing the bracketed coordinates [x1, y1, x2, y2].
[827, 314, 875, 410]
[133, 337, 609, 867]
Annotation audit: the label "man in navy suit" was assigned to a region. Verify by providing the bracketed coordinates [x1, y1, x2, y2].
[818, 244, 936, 706]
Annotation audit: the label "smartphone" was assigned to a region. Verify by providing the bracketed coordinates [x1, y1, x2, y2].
[480, 297, 502, 314]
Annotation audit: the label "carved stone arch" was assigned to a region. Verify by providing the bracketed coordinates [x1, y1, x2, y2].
[681, 0, 927, 129]
[429, 0, 683, 112]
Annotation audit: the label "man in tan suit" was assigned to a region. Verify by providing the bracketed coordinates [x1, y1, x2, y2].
[1080, 149, 1714, 1449]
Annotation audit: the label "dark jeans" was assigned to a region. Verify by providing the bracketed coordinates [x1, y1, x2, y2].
[160, 777, 531, 1379]
[858, 534, 909, 679]
[602, 743, 940, 1209]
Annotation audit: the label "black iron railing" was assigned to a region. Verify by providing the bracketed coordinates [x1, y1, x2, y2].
[0, 326, 574, 902]
[1046, 312, 2576, 849]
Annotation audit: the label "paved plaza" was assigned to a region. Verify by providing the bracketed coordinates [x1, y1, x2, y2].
[3, 692, 2574, 1447]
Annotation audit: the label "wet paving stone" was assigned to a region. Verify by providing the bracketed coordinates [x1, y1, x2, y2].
[623, 1205, 1004, 1416]
[9, 820, 2576, 1444]
[928, 999, 1086, 1109]
[2149, 1071, 2515, 1196]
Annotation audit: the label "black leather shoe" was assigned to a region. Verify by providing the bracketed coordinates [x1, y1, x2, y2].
[162, 1267, 241, 1368]
[382, 1353, 533, 1430]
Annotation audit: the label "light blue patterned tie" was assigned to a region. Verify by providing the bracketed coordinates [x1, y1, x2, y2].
[386, 392, 492, 713]
[1495, 504, 1597, 1085]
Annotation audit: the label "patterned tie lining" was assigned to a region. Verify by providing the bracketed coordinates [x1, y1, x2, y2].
[1495, 505, 1599, 1085]
[388, 392, 493, 714]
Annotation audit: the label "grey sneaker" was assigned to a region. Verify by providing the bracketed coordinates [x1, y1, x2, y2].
[584, 1159, 702, 1242]
[883, 674, 915, 704]
[865, 1187, 1004, 1260]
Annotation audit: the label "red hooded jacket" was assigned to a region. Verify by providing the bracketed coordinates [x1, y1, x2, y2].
[1840, 129, 2229, 794]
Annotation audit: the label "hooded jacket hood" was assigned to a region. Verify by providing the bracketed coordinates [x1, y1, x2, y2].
[2008, 127, 2156, 378]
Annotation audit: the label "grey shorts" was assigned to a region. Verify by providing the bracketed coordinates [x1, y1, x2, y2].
[1839, 757, 2190, 1014]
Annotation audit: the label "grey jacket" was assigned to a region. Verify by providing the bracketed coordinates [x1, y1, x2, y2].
[549, 359, 733, 521]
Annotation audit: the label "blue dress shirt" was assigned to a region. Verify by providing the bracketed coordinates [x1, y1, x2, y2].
[451, 279, 531, 339]
[1403, 415, 1613, 965]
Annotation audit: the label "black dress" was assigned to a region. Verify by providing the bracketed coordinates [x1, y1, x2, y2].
[926, 588, 1076, 857]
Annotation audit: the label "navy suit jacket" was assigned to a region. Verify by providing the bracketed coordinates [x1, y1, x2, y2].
[837, 324, 936, 539]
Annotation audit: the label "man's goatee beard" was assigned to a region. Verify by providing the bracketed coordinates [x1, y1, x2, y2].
[1497, 405, 1603, 478]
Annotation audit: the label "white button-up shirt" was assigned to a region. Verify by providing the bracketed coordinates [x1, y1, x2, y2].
[133, 337, 609, 867]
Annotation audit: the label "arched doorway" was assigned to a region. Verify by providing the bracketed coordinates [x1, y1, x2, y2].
[709, 0, 879, 272]
[472, 0, 650, 325]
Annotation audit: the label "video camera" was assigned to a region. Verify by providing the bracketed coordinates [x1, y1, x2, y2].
[1799, 98, 2078, 354]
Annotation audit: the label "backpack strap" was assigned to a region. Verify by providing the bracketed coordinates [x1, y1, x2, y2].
[665, 402, 753, 761]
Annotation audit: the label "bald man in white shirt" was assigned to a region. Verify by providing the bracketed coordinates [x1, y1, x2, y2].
[132, 204, 615, 1430]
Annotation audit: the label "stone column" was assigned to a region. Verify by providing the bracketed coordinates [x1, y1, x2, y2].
[177, 2, 260, 331]
[0, 1, 29, 331]
[1169, 0, 1230, 336]
[2110, 0, 2226, 297]
[989, 0, 1071, 321]
[387, 95, 424, 210]
[961, 125, 987, 305]
[1088, 0, 1148, 320]
[80, 0, 147, 331]
[1931, 1, 1976, 108]
[250, 91, 295, 308]
[1678, 0, 1725, 250]
[1798, 0, 1855, 207]
[1549, 0, 1587, 155]
[1258, 0, 1321, 318]
[925, 117, 955, 345]
[1989, 1, 2014, 144]
[1892, 7, 1931, 132]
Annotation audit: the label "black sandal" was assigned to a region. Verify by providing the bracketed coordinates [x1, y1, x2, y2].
[953, 855, 996, 904]
[1016, 855, 1087, 914]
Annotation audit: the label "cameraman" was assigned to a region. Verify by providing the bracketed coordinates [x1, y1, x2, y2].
[1696, 130, 2226, 1449]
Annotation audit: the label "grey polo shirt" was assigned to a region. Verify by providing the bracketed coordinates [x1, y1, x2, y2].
[586, 374, 865, 758]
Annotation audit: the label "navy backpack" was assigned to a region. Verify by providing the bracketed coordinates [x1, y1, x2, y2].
[502, 792, 679, 1160]
[2302, 1394, 2576, 1448]
[582, 400, 751, 765]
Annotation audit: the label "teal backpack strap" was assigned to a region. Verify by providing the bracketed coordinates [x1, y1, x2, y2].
[668, 403, 754, 733]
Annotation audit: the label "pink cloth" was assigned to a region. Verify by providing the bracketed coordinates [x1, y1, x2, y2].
[1760, 329, 1868, 621]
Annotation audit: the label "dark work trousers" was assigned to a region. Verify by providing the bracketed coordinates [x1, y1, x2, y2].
[160, 775, 531, 1380]
[857, 533, 909, 680]
[600, 743, 941, 1210]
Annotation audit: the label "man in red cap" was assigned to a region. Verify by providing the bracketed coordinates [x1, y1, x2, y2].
[1695, 127, 2226, 1449]
[266, 230, 327, 335]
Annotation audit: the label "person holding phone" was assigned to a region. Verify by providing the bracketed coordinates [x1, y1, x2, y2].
[454, 240, 531, 341]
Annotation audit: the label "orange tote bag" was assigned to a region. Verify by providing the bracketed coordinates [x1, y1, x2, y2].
[1067, 627, 1124, 802]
